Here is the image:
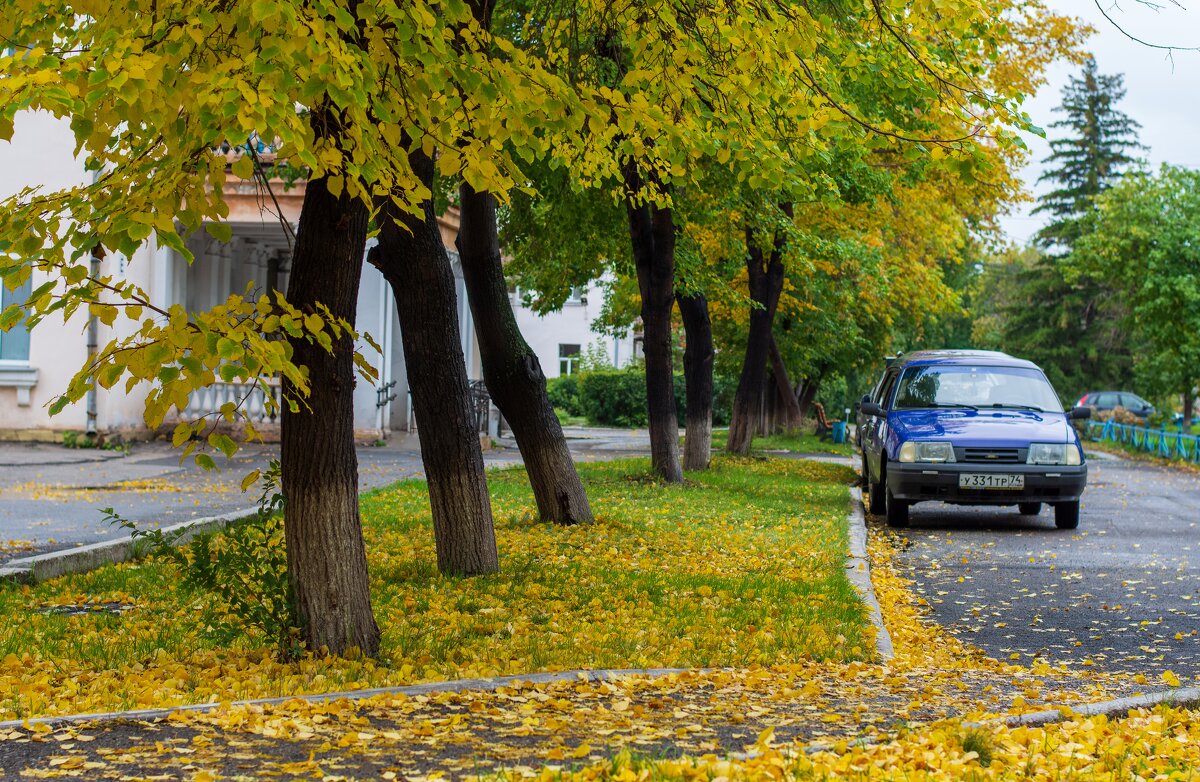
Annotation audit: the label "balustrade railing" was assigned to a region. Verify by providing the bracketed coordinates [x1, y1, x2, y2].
[182, 379, 282, 423]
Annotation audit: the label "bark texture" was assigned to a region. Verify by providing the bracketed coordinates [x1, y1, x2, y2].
[727, 206, 792, 455]
[625, 171, 683, 483]
[457, 184, 593, 524]
[372, 154, 498, 576]
[768, 334, 803, 432]
[796, 379, 820, 422]
[677, 291, 714, 471]
[281, 172, 380, 657]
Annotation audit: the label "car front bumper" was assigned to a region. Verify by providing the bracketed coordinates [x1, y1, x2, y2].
[886, 462, 1087, 505]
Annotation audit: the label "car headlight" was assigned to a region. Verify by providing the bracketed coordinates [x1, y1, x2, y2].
[1027, 443, 1081, 466]
[899, 441, 956, 463]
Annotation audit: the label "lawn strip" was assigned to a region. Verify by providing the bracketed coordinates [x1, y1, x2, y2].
[0, 457, 866, 720]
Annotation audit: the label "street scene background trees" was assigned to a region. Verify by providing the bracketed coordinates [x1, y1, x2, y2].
[0, 0, 1157, 661]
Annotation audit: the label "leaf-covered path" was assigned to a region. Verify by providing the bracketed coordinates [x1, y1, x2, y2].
[0, 663, 1144, 780]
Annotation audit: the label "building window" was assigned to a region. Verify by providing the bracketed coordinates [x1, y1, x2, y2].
[565, 285, 587, 306]
[0, 277, 32, 362]
[559, 344, 581, 376]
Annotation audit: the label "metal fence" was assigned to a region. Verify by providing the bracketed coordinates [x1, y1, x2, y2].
[1084, 419, 1200, 463]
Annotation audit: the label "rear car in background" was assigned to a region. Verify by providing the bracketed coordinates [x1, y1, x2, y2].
[1075, 391, 1155, 420]
[858, 350, 1091, 530]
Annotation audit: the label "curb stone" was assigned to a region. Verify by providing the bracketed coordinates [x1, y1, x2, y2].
[845, 486, 894, 662]
[0, 507, 259, 584]
[984, 685, 1200, 729]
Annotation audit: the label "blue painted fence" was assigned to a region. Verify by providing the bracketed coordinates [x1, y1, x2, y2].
[1084, 419, 1200, 463]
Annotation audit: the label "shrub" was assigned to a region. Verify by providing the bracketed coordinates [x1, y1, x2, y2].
[106, 460, 300, 659]
[578, 370, 651, 427]
[547, 374, 583, 417]
[574, 367, 736, 428]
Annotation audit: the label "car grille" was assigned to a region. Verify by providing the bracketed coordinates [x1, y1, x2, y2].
[959, 447, 1022, 464]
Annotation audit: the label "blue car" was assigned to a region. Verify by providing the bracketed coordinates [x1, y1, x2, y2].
[857, 350, 1091, 529]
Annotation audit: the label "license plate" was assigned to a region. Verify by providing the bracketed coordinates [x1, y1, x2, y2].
[959, 473, 1024, 490]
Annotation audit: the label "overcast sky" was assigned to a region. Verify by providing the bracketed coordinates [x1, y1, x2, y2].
[999, 0, 1200, 246]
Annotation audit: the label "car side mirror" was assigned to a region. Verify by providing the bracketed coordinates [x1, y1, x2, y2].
[1069, 407, 1092, 420]
[861, 401, 886, 418]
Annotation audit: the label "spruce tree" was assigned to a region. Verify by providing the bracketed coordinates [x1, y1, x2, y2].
[1034, 56, 1144, 251]
[997, 57, 1142, 399]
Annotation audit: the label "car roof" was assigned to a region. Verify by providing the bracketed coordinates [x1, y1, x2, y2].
[892, 349, 1040, 370]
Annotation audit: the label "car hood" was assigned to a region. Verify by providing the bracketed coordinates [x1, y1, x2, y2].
[888, 408, 1073, 446]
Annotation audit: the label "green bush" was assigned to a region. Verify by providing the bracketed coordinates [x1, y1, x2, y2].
[547, 374, 583, 417]
[548, 366, 737, 428]
[578, 370, 651, 427]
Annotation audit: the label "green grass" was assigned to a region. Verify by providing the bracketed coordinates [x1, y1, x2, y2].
[705, 428, 852, 456]
[0, 456, 865, 719]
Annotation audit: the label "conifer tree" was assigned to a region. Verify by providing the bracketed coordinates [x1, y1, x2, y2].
[998, 57, 1143, 398]
[1034, 56, 1144, 250]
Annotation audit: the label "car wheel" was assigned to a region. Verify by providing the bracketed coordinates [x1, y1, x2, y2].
[1054, 501, 1080, 530]
[867, 463, 886, 515]
[885, 487, 909, 528]
[1018, 502, 1042, 516]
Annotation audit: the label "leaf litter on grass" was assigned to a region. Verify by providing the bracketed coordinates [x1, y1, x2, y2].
[0, 457, 1186, 780]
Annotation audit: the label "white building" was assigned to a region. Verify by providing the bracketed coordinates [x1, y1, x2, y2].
[0, 113, 637, 441]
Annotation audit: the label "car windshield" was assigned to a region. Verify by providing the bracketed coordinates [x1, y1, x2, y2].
[892, 365, 1064, 413]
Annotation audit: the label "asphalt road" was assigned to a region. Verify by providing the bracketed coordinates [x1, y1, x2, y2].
[0, 427, 654, 563]
[889, 450, 1200, 681]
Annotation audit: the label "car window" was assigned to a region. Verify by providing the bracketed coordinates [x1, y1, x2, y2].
[893, 365, 1064, 412]
[1120, 394, 1148, 409]
[868, 373, 887, 404]
[876, 371, 899, 408]
[1095, 392, 1118, 408]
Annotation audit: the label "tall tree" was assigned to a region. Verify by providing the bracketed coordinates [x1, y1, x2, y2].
[457, 183, 594, 524]
[1034, 57, 1144, 251]
[677, 290, 714, 470]
[989, 57, 1144, 398]
[727, 203, 792, 456]
[1071, 165, 1200, 430]
[280, 113, 380, 655]
[372, 156, 500, 577]
[451, 0, 593, 524]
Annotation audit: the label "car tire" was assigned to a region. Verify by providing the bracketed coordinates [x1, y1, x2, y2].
[867, 463, 886, 515]
[1018, 502, 1042, 516]
[885, 487, 909, 528]
[1054, 501, 1080, 530]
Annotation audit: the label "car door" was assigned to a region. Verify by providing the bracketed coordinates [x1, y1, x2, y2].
[864, 369, 899, 480]
[857, 372, 888, 448]
[1094, 392, 1118, 411]
[1120, 393, 1153, 417]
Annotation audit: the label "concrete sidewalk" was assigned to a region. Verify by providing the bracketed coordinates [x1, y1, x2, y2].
[0, 427, 653, 564]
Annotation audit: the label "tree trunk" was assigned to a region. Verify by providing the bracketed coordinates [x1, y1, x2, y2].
[624, 170, 683, 483]
[768, 333, 803, 432]
[371, 153, 498, 576]
[676, 291, 714, 470]
[727, 205, 792, 455]
[281, 170, 380, 658]
[797, 379, 820, 421]
[1183, 391, 1194, 435]
[456, 183, 593, 524]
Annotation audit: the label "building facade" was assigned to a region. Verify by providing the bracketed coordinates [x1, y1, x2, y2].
[0, 113, 637, 440]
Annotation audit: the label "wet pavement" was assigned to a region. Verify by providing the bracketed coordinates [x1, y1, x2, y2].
[890, 450, 1200, 680]
[0, 427, 654, 563]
